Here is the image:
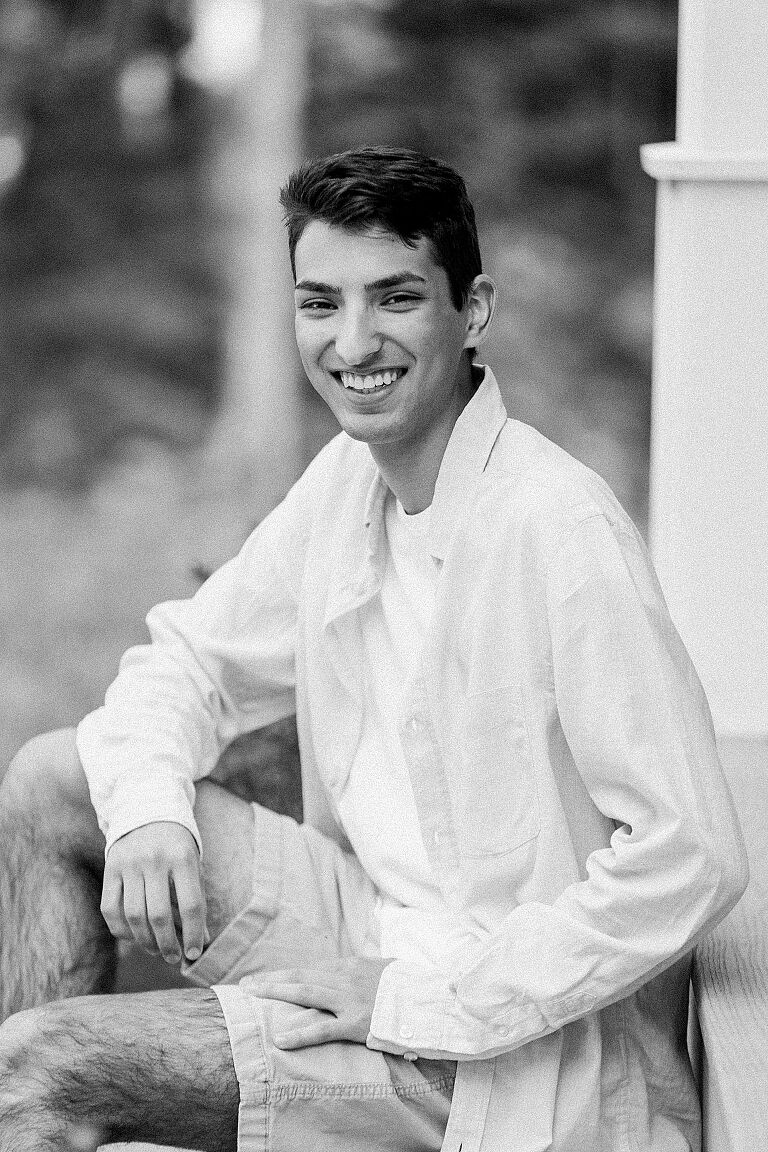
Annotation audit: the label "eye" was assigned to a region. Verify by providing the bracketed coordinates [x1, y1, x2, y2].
[381, 292, 422, 309]
[297, 298, 336, 313]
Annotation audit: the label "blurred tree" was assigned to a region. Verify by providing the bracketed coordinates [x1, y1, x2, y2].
[207, 0, 310, 507]
[0, 0, 220, 487]
[1, 0, 679, 522]
[308, 0, 676, 238]
[0, 0, 313, 495]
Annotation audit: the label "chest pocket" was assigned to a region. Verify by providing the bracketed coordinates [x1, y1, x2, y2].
[457, 683, 540, 856]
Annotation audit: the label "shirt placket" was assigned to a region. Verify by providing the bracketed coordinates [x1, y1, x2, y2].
[399, 673, 460, 888]
[441, 1060, 495, 1152]
[320, 487, 387, 797]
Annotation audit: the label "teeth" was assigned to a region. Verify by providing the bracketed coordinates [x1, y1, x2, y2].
[340, 369, 402, 390]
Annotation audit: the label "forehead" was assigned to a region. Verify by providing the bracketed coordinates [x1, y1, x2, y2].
[294, 220, 447, 289]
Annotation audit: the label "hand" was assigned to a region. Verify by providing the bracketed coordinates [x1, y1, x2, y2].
[242, 957, 394, 1048]
[101, 822, 208, 965]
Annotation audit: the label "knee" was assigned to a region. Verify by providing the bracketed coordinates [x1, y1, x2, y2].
[2, 730, 102, 863]
[6, 728, 79, 794]
[0, 1006, 56, 1124]
[0, 1004, 106, 1150]
[5, 729, 91, 820]
[0, 1003, 42, 1069]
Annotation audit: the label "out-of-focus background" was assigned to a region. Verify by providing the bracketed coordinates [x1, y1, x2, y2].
[0, 0, 677, 774]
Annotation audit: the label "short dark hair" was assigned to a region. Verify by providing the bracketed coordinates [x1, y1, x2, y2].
[280, 146, 482, 310]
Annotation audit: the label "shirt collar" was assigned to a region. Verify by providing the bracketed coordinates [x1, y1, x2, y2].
[363, 365, 508, 561]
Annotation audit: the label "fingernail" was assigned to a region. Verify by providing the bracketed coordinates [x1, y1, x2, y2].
[187, 947, 202, 961]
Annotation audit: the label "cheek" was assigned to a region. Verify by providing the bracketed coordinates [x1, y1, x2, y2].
[294, 327, 322, 371]
[410, 313, 463, 357]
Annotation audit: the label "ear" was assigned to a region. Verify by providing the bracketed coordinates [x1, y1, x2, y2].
[462, 275, 496, 351]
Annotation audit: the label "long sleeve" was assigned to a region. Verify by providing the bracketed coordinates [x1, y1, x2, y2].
[76, 468, 313, 857]
[369, 511, 748, 1060]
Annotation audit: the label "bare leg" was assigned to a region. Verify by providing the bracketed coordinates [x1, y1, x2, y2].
[0, 728, 256, 1020]
[0, 728, 258, 1146]
[0, 988, 237, 1151]
[0, 731, 115, 1020]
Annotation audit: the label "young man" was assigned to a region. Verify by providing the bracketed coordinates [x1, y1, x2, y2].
[0, 147, 748, 1152]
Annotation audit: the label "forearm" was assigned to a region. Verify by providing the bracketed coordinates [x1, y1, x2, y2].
[370, 707, 746, 1058]
[78, 498, 302, 853]
[368, 837, 743, 1064]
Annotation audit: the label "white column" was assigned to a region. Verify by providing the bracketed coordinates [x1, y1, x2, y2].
[640, 0, 768, 741]
[641, 6, 768, 1146]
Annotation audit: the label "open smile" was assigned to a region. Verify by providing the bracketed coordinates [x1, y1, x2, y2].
[334, 368, 406, 394]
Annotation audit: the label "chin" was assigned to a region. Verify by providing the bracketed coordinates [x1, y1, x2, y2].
[337, 414, 397, 447]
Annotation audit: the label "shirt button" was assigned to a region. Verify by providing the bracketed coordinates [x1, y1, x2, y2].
[399, 1025, 414, 1040]
[403, 1051, 418, 1062]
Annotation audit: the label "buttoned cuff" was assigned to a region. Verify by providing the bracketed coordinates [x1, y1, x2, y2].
[76, 716, 202, 857]
[367, 960, 486, 1060]
[367, 958, 553, 1061]
[94, 774, 201, 858]
[104, 800, 202, 859]
[368, 961, 449, 1051]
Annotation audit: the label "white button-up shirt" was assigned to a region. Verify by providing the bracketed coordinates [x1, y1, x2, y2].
[77, 368, 748, 1151]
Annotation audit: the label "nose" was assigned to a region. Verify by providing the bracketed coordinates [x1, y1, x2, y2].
[334, 306, 382, 367]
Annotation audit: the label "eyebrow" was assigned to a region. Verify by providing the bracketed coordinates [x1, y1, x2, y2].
[294, 272, 428, 294]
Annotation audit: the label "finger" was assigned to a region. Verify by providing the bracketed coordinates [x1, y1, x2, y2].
[144, 872, 182, 964]
[273, 1019, 348, 1049]
[121, 875, 160, 956]
[171, 863, 207, 962]
[100, 870, 132, 941]
[242, 980, 342, 1013]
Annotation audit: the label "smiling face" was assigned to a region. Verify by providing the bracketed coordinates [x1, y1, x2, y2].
[293, 221, 494, 506]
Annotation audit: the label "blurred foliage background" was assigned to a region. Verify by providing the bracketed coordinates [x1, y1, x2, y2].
[0, 0, 677, 770]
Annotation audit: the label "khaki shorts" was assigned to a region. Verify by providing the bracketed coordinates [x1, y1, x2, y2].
[183, 803, 455, 1151]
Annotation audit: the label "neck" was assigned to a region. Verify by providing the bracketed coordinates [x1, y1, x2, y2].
[370, 363, 479, 514]
[372, 447, 444, 515]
